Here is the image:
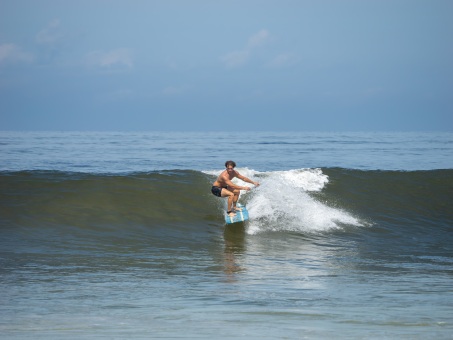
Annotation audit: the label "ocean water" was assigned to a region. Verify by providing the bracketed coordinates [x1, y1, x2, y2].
[0, 131, 452, 339]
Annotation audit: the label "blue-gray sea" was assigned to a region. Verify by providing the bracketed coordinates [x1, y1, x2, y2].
[1, 131, 452, 339]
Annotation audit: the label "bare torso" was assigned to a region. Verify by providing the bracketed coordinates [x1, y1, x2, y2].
[212, 169, 236, 188]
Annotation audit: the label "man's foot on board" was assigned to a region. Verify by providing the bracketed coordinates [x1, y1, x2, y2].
[233, 206, 243, 211]
[227, 210, 236, 217]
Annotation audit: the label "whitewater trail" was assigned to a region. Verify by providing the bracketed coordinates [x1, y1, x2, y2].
[204, 168, 364, 234]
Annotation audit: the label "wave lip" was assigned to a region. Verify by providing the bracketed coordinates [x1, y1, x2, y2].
[243, 168, 363, 235]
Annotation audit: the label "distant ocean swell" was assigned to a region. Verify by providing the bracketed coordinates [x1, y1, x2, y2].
[1, 168, 451, 237]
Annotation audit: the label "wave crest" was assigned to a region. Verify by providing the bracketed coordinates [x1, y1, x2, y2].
[244, 168, 363, 234]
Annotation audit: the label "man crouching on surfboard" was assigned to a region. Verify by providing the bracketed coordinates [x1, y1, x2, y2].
[211, 160, 260, 217]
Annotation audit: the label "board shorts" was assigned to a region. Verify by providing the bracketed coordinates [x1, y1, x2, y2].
[211, 186, 226, 197]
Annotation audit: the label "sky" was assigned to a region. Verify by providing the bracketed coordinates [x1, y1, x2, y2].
[0, 0, 452, 131]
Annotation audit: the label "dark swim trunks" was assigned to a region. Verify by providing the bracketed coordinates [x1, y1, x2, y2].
[211, 186, 226, 197]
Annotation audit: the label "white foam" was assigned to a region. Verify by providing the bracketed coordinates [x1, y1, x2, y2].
[265, 168, 329, 191]
[244, 168, 363, 235]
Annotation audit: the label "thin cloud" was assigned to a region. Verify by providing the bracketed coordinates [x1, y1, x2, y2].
[85, 48, 134, 68]
[0, 43, 34, 64]
[220, 50, 250, 68]
[247, 29, 270, 49]
[267, 53, 297, 68]
[221, 29, 271, 68]
[36, 19, 63, 45]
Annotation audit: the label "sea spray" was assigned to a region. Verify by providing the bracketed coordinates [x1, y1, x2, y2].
[245, 168, 363, 234]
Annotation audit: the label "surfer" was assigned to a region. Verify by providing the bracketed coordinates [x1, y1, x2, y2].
[211, 160, 260, 217]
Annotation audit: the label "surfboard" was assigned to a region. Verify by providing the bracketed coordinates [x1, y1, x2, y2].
[225, 203, 249, 224]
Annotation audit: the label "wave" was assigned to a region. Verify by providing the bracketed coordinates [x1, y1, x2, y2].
[204, 168, 363, 234]
[1, 168, 451, 239]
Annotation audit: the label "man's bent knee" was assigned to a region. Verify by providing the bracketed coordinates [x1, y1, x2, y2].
[222, 191, 234, 198]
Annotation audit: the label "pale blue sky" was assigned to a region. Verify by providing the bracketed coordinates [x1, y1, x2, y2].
[1, 0, 452, 131]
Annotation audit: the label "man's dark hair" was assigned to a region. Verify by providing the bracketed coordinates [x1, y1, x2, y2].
[225, 160, 236, 168]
